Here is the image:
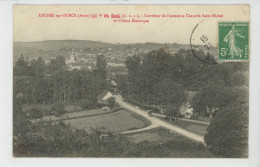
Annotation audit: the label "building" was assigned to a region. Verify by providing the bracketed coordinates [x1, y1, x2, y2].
[66, 49, 77, 65]
[179, 91, 196, 118]
[109, 80, 117, 87]
[97, 90, 114, 104]
[107, 62, 125, 67]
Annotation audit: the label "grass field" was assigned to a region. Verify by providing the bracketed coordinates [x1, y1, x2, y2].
[64, 110, 150, 132]
[42, 108, 108, 122]
[22, 104, 82, 116]
[127, 127, 195, 143]
[172, 120, 209, 136]
[126, 127, 214, 158]
[22, 104, 51, 113]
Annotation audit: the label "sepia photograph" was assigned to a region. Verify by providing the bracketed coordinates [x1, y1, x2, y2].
[12, 5, 250, 158]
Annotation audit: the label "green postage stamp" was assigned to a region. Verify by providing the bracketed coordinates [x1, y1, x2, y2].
[218, 22, 249, 61]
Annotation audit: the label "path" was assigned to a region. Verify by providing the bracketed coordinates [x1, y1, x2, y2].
[120, 123, 159, 134]
[115, 95, 204, 143]
[152, 113, 210, 125]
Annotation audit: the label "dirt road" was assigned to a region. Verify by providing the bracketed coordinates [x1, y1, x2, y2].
[115, 95, 204, 143]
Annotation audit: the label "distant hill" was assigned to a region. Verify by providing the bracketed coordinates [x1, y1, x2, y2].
[13, 40, 191, 61]
[14, 40, 115, 52]
[14, 40, 190, 51]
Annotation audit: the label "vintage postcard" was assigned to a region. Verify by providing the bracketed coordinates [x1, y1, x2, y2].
[13, 5, 249, 158]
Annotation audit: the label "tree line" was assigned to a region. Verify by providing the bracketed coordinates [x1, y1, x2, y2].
[13, 99, 211, 157]
[116, 48, 249, 157]
[116, 48, 248, 117]
[14, 54, 108, 107]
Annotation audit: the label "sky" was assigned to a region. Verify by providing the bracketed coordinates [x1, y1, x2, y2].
[13, 5, 249, 44]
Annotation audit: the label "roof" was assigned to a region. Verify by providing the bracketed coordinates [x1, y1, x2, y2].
[97, 90, 110, 100]
[110, 80, 117, 86]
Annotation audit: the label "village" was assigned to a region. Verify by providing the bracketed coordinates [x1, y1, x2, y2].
[13, 40, 248, 158]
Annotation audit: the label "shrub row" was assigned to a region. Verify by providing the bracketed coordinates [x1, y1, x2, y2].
[125, 96, 161, 113]
[35, 107, 123, 125]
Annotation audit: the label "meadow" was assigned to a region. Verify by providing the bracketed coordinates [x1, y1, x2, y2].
[126, 127, 214, 158]
[64, 110, 150, 132]
[172, 120, 209, 136]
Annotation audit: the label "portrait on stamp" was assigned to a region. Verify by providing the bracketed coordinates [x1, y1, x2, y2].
[219, 22, 249, 61]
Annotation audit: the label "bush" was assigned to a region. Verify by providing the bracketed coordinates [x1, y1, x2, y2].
[78, 99, 98, 110]
[78, 100, 90, 110]
[204, 105, 248, 157]
[125, 96, 161, 113]
[163, 105, 179, 117]
[28, 107, 44, 120]
[65, 105, 82, 112]
[107, 97, 116, 109]
[52, 102, 66, 117]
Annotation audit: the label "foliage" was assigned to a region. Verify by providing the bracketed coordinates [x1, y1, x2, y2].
[78, 99, 96, 110]
[190, 76, 249, 118]
[119, 48, 249, 108]
[14, 121, 213, 157]
[123, 49, 188, 107]
[163, 105, 179, 117]
[13, 100, 32, 136]
[125, 96, 161, 113]
[190, 78, 231, 117]
[48, 55, 66, 74]
[14, 54, 30, 76]
[155, 78, 186, 107]
[13, 47, 249, 158]
[52, 102, 66, 117]
[204, 87, 249, 157]
[14, 123, 136, 157]
[204, 105, 248, 157]
[96, 55, 107, 79]
[107, 97, 116, 109]
[29, 107, 44, 120]
[230, 71, 249, 87]
[13, 55, 107, 105]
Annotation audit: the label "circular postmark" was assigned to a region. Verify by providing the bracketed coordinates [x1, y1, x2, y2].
[16, 144, 30, 155]
[190, 19, 218, 64]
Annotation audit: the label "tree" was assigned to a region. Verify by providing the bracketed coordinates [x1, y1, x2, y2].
[32, 56, 46, 77]
[29, 107, 44, 120]
[14, 54, 29, 76]
[52, 102, 66, 117]
[125, 55, 141, 75]
[96, 55, 107, 79]
[48, 55, 66, 74]
[157, 79, 186, 107]
[204, 86, 248, 157]
[107, 97, 116, 109]
[13, 99, 32, 136]
[124, 55, 141, 95]
[204, 105, 248, 157]
[190, 78, 232, 118]
[230, 71, 249, 87]
[163, 105, 179, 119]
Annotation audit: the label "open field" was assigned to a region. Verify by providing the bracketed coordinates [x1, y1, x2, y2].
[172, 120, 209, 136]
[32, 108, 111, 124]
[126, 127, 214, 158]
[127, 127, 198, 143]
[22, 104, 51, 113]
[64, 110, 150, 132]
[153, 115, 209, 136]
[41, 108, 108, 122]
